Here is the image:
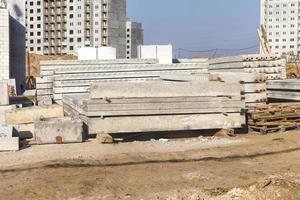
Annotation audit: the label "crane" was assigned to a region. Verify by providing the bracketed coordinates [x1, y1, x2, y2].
[257, 25, 271, 55]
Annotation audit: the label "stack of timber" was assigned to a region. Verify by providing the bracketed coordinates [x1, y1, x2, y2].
[209, 54, 286, 80]
[267, 79, 300, 101]
[37, 59, 209, 104]
[247, 103, 300, 134]
[160, 72, 267, 107]
[63, 81, 245, 135]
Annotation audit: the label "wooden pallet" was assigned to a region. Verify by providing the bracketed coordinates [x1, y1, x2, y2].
[249, 122, 300, 134]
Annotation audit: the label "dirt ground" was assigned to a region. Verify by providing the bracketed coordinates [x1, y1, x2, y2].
[1, 131, 300, 200]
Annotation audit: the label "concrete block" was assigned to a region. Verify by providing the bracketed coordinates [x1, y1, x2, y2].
[35, 117, 83, 145]
[97, 47, 116, 60]
[0, 82, 9, 105]
[138, 45, 172, 64]
[0, 105, 16, 125]
[5, 105, 64, 125]
[78, 47, 97, 60]
[0, 137, 19, 151]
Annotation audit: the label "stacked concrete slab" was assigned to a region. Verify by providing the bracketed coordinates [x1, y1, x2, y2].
[209, 54, 286, 80]
[210, 72, 268, 107]
[37, 59, 159, 104]
[63, 81, 245, 135]
[37, 59, 209, 104]
[267, 79, 300, 101]
[160, 72, 267, 107]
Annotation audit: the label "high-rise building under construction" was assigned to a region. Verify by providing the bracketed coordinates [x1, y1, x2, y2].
[260, 0, 299, 55]
[25, 0, 127, 58]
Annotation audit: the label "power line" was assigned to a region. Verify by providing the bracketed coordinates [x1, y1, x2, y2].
[174, 44, 259, 53]
[173, 44, 260, 58]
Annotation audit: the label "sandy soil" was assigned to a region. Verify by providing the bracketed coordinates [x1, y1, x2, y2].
[1, 131, 300, 200]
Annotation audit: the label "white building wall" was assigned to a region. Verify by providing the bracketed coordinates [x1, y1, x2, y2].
[126, 20, 144, 59]
[0, 8, 10, 80]
[25, 0, 44, 54]
[260, 0, 299, 55]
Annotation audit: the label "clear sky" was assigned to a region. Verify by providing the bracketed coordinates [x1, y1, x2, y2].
[127, 0, 260, 58]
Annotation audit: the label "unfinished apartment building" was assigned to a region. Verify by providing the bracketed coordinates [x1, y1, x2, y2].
[260, 0, 300, 55]
[126, 20, 143, 59]
[25, 0, 126, 58]
[0, 6, 9, 81]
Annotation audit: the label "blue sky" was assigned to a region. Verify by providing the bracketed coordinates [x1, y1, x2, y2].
[127, 0, 260, 58]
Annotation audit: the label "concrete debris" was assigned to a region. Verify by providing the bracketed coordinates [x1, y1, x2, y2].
[0, 125, 19, 151]
[35, 117, 83, 145]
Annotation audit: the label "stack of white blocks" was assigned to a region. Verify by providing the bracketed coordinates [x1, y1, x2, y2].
[0, 8, 10, 81]
[138, 45, 173, 64]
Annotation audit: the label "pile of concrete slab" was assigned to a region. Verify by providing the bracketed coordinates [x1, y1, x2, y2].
[211, 72, 267, 107]
[209, 54, 286, 80]
[267, 79, 300, 101]
[37, 59, 158, 104]
[63, 81, 245, 135]
[160, 72, 267, 107]
[37, 59, 209, 105]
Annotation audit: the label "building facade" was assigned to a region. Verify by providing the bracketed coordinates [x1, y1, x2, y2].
[260, 0, 299, 55]
[8, 0, 26, 92]
[0, 7, 10, 81]
[25, 0, 126, 58]
[126, 20, 143, 59]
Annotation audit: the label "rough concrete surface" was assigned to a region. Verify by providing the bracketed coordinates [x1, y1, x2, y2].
[5, 105, 64, 125]
[1, 131, 300, 199]
[35, 117, 83, 144]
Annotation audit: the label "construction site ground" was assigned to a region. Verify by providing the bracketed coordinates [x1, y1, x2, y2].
[1, 131, 300, 200]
